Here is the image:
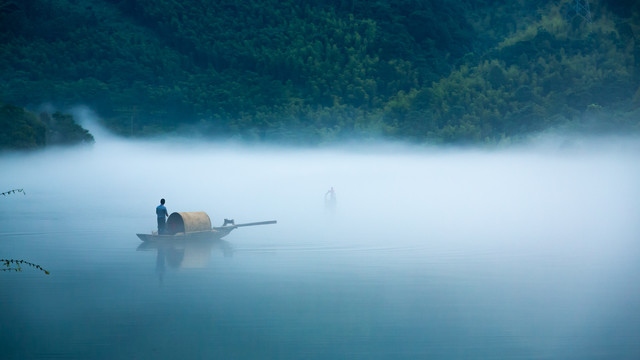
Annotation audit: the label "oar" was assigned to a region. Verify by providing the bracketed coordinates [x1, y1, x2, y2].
[232, 220, 277, 228]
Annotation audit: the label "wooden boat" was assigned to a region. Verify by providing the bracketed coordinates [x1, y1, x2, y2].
[136, 211, 276, 242]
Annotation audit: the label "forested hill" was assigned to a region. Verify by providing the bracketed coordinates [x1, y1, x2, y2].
[0, 0, 639, 146]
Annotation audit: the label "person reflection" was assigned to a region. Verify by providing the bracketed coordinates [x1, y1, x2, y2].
[156, 247, 166, 284]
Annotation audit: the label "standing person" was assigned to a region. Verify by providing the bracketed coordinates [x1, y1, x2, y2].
[325, 187, 336, 212]
[156, 198, 169, 234]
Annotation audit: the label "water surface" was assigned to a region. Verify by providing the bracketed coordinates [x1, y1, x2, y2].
[1, 137, 639, 359]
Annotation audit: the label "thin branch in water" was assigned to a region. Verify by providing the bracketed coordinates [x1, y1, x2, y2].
[1, 259, 50, 275]
[1, 189, 25, 196]
[0, 190, 49, 275]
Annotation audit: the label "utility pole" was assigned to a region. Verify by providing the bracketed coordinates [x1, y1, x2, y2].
[573, 0, 592, 24]
[130, 106, 137, 136]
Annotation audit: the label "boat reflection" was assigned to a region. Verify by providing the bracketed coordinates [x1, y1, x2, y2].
[137, 238, 233, 283]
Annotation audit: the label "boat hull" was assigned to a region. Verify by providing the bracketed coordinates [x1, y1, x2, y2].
[136, 227, 235, 242]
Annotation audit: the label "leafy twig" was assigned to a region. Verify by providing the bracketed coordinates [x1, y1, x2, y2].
[1, 189, 50, 275]
[1, 259, 50, 275]
[1, 188, 25, 196]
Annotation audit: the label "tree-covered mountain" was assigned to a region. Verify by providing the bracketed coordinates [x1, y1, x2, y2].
[0, 0, 638, 147]
[0, 102, 94, 150]
[387, 1, 640, 142]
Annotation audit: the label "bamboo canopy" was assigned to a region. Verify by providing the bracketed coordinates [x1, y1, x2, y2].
[166, 212, 212, 235]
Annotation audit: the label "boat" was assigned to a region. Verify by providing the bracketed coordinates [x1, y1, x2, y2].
[136, 211, 276, 242]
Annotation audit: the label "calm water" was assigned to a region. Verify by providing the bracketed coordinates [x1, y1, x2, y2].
[1, 138, 640, 359]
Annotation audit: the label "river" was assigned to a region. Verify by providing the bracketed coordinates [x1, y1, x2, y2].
[1, 136, 639, 359]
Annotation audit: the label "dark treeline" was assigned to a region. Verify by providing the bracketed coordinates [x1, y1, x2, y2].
[0, 102, 94, 150]
[0, 0, 638, 147]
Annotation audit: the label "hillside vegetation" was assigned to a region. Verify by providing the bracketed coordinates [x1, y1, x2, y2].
[0, 0, 638, 147]
[0, 102, 94, 150]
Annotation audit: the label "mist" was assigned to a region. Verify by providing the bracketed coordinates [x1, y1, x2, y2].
[4, 110, 640, 244]
[2, 110, 640, 359]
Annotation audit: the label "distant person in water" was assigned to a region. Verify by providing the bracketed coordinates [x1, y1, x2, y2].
[325, 187, 336, 212]
[156, 198, 169, 234]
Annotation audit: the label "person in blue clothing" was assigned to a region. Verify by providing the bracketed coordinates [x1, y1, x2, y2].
[156, 198, 169, 234]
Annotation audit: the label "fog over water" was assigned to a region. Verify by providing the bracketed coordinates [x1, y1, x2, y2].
[1, 112, 640, 359]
